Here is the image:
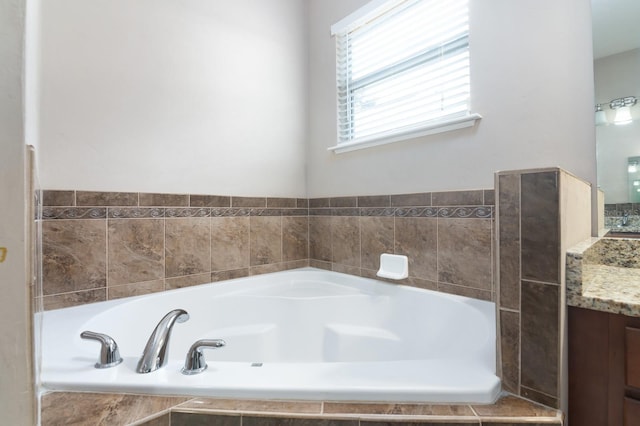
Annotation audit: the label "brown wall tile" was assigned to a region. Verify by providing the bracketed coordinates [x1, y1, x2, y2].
[166, 273, 212, 290]
[139, 413, 170, 426]
[520, 386, 559, 409]
[297, 198, 309, 208]
[360, 216, 394, 270]
[243, 417, 357, 426]
[250, 262, 289, 275]
[309, 259, 331, 270]
[500, 309, 520, 393]
[324, 402, 475, 416]
[521, 280, 559, 399]
[471, 394, 559, 417]
[211, 217, 249, 271]
[267, 197, 297, 208]
[432, 190, 483, 206]
[171, 413, 240, 426]
[43, 219, 107, 295]
[391, 192, 431, 207]
[211, 268, 249, 282]
[309, 216, 332, 261]
[484, 189, 496, 205]
[108, 219, 164, 285]
[41, 393, 188, 426]
[43, 190, 74, 206]
[437, 218, 492, 290]
[362, 422, 478, 426]
[165, 217, 211, 278]
[42, 288, 106, 310]
[330, 196, 357, 207]
[190, 195, 230, 207]
[358, 195, 390, 207]
[520, 172, 559, 284]
[250, 216, 282, 266]
[332, 263, 361, 276]
[394, 217, 437, 281]
[309, 198, 330, 208]
[76, 191, 138, 206]
[178, 398, 322, 414]
[139, 193, 189, 207]
[283, 216, 309, 261]
[232, 197, 266, 208]
[331, 216, 360, 267]
[498, 174, 521, 310]
[108, 279, 164, 300]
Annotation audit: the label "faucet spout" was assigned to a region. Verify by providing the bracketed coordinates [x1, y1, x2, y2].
[136, 309, 189, 374]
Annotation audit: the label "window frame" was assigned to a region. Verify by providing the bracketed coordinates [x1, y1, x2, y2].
[329, 0, 481, 154]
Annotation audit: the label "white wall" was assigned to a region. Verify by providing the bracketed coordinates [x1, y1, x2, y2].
[307, 0, 596, 197]
[594, 48, 640, 204]
[0, 0, 35, 423]
[37, 0, 308, 197]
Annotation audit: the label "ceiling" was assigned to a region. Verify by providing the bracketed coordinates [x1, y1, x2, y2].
[592, 0, 640, 59]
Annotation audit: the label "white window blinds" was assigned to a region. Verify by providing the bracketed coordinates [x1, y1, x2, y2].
[332, 0, 476, 152]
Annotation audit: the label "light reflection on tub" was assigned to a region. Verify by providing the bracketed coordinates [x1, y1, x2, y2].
[40, 268, 500, 403]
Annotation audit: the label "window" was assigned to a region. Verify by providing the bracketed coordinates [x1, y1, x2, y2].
[330, 0, 480, 153]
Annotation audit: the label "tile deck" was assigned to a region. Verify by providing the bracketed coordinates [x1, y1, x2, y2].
[40, 392, 563, 425]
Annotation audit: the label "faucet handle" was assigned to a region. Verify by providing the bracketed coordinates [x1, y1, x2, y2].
[80, 330, 124, 369]
[181, 339, 226, 375]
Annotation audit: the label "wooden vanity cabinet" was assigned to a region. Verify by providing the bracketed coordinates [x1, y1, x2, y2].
[569, 306, 640, 425]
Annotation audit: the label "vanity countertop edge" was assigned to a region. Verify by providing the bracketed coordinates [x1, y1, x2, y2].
[567, 235, 640, 317]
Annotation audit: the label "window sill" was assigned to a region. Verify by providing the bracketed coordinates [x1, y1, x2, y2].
[328, 113, 482, 154]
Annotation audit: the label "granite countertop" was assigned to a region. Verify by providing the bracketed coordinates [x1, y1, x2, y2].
[567, 237, 640, 317]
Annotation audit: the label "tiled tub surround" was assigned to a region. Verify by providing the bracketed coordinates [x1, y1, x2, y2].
[41, 191, 310, 310]
[495, 169, 592, 410]
[41, 392, 563, 425]
[41, 189, 495, 310]
[567, 237, 640, 316]
[308, 189, 495, 302]
[35, 184, 589, 424]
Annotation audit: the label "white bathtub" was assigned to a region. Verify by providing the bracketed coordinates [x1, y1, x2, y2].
[40, 268, 500, 403]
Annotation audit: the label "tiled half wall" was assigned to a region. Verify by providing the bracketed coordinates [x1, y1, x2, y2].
[307, 191, 495, 301]
[40, 189, 495, 310]
[40, 192, 310, 310]
[496, 168, 592, 411]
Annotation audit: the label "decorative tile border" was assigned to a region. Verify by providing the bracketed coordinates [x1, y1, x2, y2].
[43, 207, 309, 220]
[42, 207, 107, 220]
[42, 190, 494, 220]
[310, 206, 493, 218]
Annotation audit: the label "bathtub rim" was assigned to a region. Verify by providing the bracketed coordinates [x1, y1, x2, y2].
[38, 267, 500, 404]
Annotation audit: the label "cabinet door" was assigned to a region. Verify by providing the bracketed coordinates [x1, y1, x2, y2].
[626, 327, 640, 389]
[624, 397, 640, 426]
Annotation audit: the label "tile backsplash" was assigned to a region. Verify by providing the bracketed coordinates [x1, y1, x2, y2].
[40, 189, 494, 310]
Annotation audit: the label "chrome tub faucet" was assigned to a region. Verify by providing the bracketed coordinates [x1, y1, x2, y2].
[136, 309, 189, 374]
[80, 331, 123, 369]
[181, 339, 226, 375]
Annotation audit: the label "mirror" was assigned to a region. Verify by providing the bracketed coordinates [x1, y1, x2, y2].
[628, 157, 640, 203]
[593, 0, 640, 230]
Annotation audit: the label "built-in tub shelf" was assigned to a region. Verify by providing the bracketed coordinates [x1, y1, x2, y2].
[40, 392, 562, 425]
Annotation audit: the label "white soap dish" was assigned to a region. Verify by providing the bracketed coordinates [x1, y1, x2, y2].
[376, 253, 409, 280]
